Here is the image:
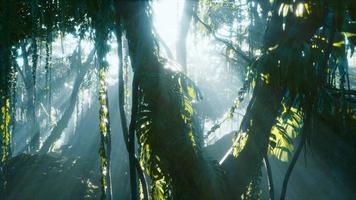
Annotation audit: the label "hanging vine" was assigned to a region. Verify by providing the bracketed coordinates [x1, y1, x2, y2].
[1, 98, 11, 163]
[0, 49, 15, 164]
[0, 0, 354, 199]
[114, 14, 149, 200]
[0, 0, 12, 167]
[93, 1, 113, 199]
[98, 68, 112, 200]
[45, 32, 52, 128]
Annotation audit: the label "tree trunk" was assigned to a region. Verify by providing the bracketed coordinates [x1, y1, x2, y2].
[116, 2, 161, 199]
[20, 43, 39, 152]
[117, 2, 229, 199]
[40, 49, 94, 153]
[221, 83, 282, 198]
[114, 14, 150, 199]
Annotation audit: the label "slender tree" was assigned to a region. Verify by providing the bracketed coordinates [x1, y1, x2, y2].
[40, 49, 95, 153]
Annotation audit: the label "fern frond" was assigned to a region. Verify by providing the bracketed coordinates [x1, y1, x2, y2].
[268, 103, 304, 162]
[135, 64, 227, 199]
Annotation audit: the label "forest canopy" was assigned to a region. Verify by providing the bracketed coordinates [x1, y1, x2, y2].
[0, 0, 355, 199]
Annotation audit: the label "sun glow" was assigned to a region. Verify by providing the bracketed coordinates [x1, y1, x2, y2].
[152, 0, 183, 56]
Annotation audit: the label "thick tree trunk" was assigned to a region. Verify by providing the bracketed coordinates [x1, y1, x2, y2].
[221, 83, 282, 198]
[116, 2, 161, 200]
[114, 15, 150, 200]
[219, 2, 326, 197]
[117, 1, 161, 74]
[117, 1, 228, 199]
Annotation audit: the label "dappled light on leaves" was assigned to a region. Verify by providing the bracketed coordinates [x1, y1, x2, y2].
[0, 0, 355, 200]
[1, 98, 11, 163]
[268, 106, 303, 162]
[98, 68, 112, 200]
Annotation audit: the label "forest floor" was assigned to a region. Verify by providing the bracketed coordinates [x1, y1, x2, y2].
[3, 83, 356, 200]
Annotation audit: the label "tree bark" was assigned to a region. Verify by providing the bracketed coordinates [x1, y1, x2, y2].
[116, 1, 227, 199]
[221, 83, 282, 198]
[114, 14, 150, 200]
[116, 2, 161, 199]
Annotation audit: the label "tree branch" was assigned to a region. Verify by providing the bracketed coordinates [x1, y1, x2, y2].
[192, 12, 252, 63]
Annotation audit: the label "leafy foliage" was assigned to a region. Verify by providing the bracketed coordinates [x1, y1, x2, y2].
[1, 98, 11, 163]
[219, 0, 355, 199]
[98, 69, 112, 199]
[0, 0, 355, 199]
[135, 61, 228, 199]
[268, 104, 303, 162]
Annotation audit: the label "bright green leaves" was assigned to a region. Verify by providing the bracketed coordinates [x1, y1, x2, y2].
[150, 171, 172, 200]
[187, 86, 197, 101]
[278, 2, 310, 18]
[1, 98, 11, 163]
[278, 3, 293, 18]
[260, 73, 270, 84]
[0, 97, 10, 164]
[268, 105, 303, 162]
[98, 68, 111, 200]
[151, 175, 171, 200]
[333, 30, 356, 49]
[99, 70, 109, 137]
[179, 77, 199, 149]
[232, 132, 249, 157]
[135, 65, 207, 199]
